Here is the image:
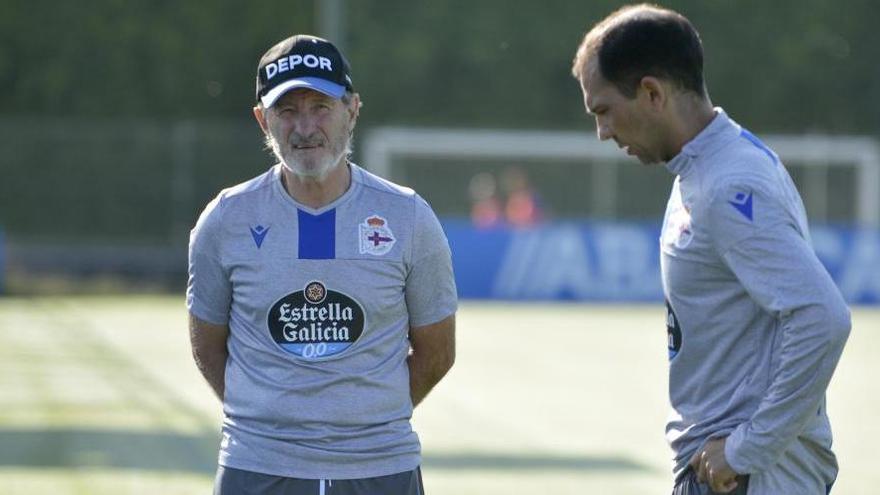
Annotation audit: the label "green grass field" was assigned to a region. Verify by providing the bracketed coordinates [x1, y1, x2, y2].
[0, 296, 877, 494]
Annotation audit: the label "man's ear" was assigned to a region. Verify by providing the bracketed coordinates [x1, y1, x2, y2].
[253, 105, 269, 134]
[347, 93, 361, 124]
[638, 76, 667, 112]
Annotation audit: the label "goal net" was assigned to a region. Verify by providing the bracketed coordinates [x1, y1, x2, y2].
[363, 127, 880, 227]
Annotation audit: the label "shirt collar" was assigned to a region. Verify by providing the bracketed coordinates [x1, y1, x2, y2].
[665, 107, 738, 176]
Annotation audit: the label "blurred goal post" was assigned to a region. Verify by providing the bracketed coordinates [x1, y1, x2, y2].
[363, 128, 880, 227]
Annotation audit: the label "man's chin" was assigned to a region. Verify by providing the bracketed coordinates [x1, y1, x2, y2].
[281, 159, 337, 180]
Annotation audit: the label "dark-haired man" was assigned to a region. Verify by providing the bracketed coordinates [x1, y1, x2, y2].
[188, 34, 457, 495]
[572, 4, 850, 494]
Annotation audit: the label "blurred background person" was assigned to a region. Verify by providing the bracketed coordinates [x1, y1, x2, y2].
[468, 171, 503, 229]
[500, 166, 544, 228]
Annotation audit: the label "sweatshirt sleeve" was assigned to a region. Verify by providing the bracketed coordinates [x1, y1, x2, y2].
[705, 178, 851, 474]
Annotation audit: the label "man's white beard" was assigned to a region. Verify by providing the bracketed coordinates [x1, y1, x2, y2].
[266, 133, 352, 180]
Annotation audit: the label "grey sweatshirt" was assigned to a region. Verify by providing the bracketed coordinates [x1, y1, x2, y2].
[660, 109, 850, 492]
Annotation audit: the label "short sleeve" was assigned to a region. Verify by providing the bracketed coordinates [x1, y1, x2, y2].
[404, 195, 458, 327]
[186, 196, 232, 325]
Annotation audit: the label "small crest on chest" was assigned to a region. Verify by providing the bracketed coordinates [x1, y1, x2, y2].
[359, 215, 396, 255]
[664, 203, 693, 249]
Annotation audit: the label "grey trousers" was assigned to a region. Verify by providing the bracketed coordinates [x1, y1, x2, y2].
[672, 466, 750, 495]
[214, 465, 424, 495]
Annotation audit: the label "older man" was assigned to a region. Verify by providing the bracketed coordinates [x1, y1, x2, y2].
[572, 5, 850, 494]
[188, 34, 457, 495]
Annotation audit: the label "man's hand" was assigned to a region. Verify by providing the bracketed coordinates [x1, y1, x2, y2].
[690, 437, 739, 493]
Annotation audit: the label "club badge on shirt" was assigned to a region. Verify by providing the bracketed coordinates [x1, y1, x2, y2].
[359, 215, 396, 256]
[663, 202, 693, 250]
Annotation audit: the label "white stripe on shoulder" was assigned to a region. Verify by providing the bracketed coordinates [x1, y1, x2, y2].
[217, 165, 277, 201]
[351, 163, 415, 198]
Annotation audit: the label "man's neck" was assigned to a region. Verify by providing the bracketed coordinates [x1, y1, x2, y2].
[670, 97, 716, 156]
[281, 160, 352, 209]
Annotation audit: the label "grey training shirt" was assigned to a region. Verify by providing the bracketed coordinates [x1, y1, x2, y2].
[660, 109, 850, 490]
[187, 163, 457, 479]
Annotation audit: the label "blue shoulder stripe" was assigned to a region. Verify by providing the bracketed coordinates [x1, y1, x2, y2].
[739, 128, 777, 164]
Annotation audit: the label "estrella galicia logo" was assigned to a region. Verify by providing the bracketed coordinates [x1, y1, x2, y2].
[268, 281, 365, 359]
[666, 300, 682, 360]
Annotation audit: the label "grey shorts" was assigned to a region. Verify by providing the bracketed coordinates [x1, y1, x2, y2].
[672, 466, 749, 495]
[214, 465, 424, 495]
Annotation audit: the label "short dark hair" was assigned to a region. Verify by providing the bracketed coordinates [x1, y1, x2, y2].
[572, 4, 706, 98]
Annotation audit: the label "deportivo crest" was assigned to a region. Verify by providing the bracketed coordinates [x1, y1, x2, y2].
[663, 201, 693, 249]
[267, 281, 365, 360]
[359, 215, 396, 256]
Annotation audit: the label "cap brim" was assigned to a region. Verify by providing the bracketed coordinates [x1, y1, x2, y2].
[260, 77, 346, 107]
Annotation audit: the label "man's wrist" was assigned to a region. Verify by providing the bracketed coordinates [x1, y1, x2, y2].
[724, 425, 751, 474]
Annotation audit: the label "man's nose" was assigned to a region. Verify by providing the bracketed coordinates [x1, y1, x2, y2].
[292, 113, 318, 136]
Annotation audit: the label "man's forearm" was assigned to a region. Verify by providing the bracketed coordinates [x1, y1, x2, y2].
[406, 315, 456, 407]
[407, 351, 452, 407]
[406, 354, 452, 407]
[193, 345, 228, 401]
[721, 241, 851, 473]
[725, 309, 849, 473]
[189, 315, 230, 402]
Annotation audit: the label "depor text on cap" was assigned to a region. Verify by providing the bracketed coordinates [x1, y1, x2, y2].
[256, 34, 354, 107]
